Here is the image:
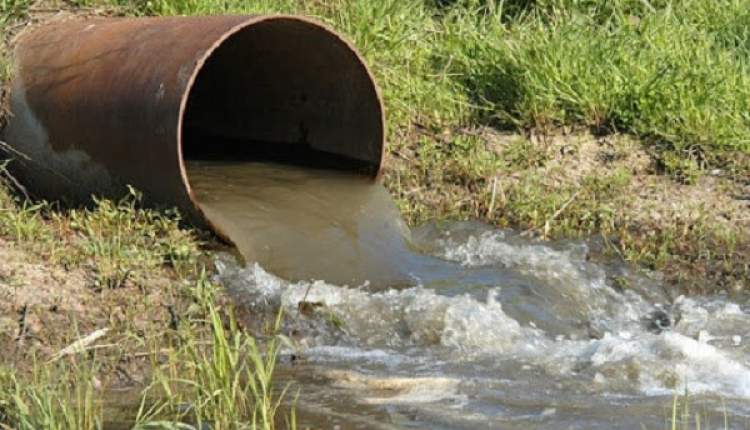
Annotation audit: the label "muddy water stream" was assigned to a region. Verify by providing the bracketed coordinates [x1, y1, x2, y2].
[188, 160, 418, 287]
[187, 161, 750, 429]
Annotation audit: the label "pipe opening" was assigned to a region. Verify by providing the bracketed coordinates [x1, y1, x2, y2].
[178, 17, 393, 282]
[181, 17, 384, 175]
[4, 15, 393, 284]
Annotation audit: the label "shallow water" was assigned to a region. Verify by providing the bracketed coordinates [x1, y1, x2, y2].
[189, 161, 750, 429]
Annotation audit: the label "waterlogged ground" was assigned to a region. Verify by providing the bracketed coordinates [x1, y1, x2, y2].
[188, 161, 750, 429]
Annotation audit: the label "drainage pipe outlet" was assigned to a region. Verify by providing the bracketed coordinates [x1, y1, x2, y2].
[2, 15, 385, 239]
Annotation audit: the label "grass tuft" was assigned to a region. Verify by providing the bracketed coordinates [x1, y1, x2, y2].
[0, 273, 295, 430]
[0, 358, 103, 430]
[448, 1, 750, 168]
[661, 387, 730, 430]
[0, 178, 200, 288]
[56, 187, 199, 287]
[138, 273, 295, 430]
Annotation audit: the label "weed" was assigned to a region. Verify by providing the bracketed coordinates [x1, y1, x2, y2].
[0, 358, 103, 430]
[0, 273, 295, 430]
[0, 179, 199, 288]
[656, 151, 702, 185]
[662, 387, 730, 430]
[446, 0, 750, 173]
[56, 187, 199, 287]
[0, 0, 31, 26]
[138, 274, 294, 430]
[501, 138, 551, 170]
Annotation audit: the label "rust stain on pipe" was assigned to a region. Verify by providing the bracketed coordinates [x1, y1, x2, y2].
[2, 15, 385, 238]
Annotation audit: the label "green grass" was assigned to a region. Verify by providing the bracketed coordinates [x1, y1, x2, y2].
[141, 279, 292, 430]
[0, 273, 295, 430]
[0, 359, 102, 430]
[7, 0, 750, 169]
[660, 388, 730, 430]
[0, 178, 199, 288]
[92, 0, 750, 173]
[87, 0, 471, 132]
[0, 0, 31, 27]
[445, 1, 750, 173]
[57, 187, 199, 287]
[0, 2, 13, 130]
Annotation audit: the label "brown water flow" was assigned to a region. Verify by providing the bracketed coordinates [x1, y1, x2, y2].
[186, 160, 416, 287]
[186, 158, 750, 430]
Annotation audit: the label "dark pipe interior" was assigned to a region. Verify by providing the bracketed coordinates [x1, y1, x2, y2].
[181, 18, 383, 174]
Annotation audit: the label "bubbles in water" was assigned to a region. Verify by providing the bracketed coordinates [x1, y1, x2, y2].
[207, 190, 750, 428]
[218, 261, 527, 352]
[216, 226, 750, 402]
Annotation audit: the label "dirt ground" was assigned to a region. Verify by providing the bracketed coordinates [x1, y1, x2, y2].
[0, 237, 185, 387]
[385, 129, 750, 292]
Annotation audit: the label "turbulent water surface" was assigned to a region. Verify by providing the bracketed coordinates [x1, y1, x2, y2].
[189, 160, 750, 429]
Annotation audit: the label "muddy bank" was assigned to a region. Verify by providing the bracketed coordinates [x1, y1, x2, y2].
[0, 236, 192, 386]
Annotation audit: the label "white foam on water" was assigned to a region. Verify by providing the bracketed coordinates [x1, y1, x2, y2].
[440, 290, 525, 352]
[215, 228, 750, 410]
[305, 346, 407, 365]
[657, 332, 750, 396]
[441, 231, 606, 291]
[438, 231, 659, 336]
[672, 296, 750, 353]
[218, 261, 529, 352]
[544, 331, 750, 398]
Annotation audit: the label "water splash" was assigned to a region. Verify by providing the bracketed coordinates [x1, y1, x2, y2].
[191, 161, 750, 428]
[216, 225, 750, 428]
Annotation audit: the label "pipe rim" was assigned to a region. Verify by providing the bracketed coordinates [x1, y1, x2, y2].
[175, 15, 385, 239]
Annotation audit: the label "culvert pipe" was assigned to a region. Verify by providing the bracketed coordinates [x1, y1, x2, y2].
[2, 15, 385, 238]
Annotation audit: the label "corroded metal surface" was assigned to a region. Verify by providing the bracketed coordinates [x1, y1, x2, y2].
[2, 15, 384, 234]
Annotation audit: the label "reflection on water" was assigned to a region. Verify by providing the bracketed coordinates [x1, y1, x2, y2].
[189, 160, 750, 429]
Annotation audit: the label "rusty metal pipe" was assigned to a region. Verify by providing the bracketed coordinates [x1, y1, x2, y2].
[2, 15, 384, 236]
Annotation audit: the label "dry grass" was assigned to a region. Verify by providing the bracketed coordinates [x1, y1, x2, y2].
[385, 129, 750, 293]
